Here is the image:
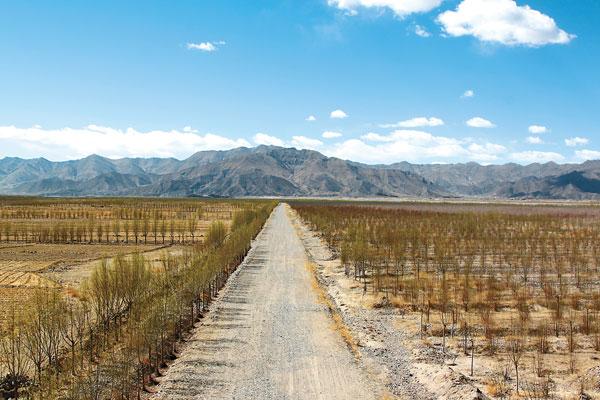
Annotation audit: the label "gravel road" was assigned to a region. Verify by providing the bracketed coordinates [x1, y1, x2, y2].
[154, 204, 378, 400]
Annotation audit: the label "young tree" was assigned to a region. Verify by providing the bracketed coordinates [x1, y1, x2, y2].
[96, 223, 104, 244]
[206, 221, 228, 248]
[133, 215, 140, 244]
[188, 216, 198, 244]
[123, 219, 130, 244]
[160, 219, 167, 245]
[112, 219, 121, 243]
[0, 307, 32, 399]
[142, 215, 149, 244]
[508, 334, 524, 394]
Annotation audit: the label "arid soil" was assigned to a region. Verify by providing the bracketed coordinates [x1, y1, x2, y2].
[154, 204, 381, 400]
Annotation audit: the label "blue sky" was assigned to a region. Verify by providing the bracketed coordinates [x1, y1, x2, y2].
[0, 0, 599, 164]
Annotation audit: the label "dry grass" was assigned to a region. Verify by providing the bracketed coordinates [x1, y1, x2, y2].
[305, 261, 361, 359]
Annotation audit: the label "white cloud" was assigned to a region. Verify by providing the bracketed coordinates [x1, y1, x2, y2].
[575, 150, 600, 161]
[322, 131, 343, 139]
[330, 109, 348, 119]
[187, 41, 226, 52]
[510, 151, 565, 164]
[253, 133, 284, 147]
[380, 116, 444, 129]
[467, 142, 507, 157]
[361, 132, 391, 142]
[291, 136, 323, 150]
[528, 125, 548, 134]
[526, 136, 543, 144]
[306, 115, 317, 122]
[437, 0, 575, 47]
[328, 0, 443, 17]
[565, 136, 589, 147]
[461, 89, 474, 98]
[342, 129, 506, 163]
[415, 25, 431, 38]
[0, 125, 250, 161]
[466, 117, 496, 128]
[187, 42, 216, 52]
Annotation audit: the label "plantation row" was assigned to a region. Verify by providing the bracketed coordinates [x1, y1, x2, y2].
[1, 218, 204, 245]
[0, 202, 276, 399]
[0, 198, 246, 244]
[292, 201, 600, 395]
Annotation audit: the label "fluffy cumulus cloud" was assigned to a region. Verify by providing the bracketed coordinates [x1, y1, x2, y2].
[322, 131, 343, 139]
[0, 125, 250, 161]
[187, 41, 226, 52]
[466, 117, 496, 128]
[575, 150, 600, 161]
[466, 142, 507, 162]
[380, 116, 444, 128]
[565, 137, 589, 147]
[330, 109, 348, 119]
[305, 115, 317, 122]
[291, 135, 323, 150]
[510, 151, 565, 164]
[328, 0, 443, 17]
[253, 133, 327, 149]
[253, 132, 285, 146]
[528, 125, 548, 134]
[462, 89, 474, 98]
[323, 129, 506, 164]
[526, 136, 543, 144]
[437, 0, 575, 47]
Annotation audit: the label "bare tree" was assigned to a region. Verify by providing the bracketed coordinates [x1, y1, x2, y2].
[508, 334, 524, 394]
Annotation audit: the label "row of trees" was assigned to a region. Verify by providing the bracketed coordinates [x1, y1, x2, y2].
[1, 217, 199, 245]
[292, 202, 600, 396]
[0, 198, 251, 244]
[0, 203, 275, 399]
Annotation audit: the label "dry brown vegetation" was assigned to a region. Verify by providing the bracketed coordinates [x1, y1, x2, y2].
[0, 196, 239, 245]
[292, 200, 600, 399]
[0, 196, 275, 399]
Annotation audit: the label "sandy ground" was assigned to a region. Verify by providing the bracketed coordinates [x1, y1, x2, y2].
[153, 204, 380, 400]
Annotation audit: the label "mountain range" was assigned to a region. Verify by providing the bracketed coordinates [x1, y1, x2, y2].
[1, 146, 600, 199]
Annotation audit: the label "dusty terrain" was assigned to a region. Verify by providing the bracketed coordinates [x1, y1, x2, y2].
[154, 204, 381, 400]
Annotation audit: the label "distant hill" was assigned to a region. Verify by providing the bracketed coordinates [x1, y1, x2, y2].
[1, 146, 600, 199]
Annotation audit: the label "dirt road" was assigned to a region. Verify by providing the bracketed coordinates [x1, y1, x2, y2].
[154, 204, 378, 400]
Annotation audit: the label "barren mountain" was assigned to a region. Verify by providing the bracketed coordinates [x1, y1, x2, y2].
[2, 146, 600, 199]
[0, 146, 444, 198]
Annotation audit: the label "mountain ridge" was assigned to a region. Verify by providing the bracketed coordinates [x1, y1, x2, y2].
[1, 146, 600, 199]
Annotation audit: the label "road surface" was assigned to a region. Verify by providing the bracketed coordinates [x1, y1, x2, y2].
[154, 204, 377, 400]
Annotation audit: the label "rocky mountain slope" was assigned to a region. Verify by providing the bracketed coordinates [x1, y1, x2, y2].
[390, 160, 600, 199]
[0, 146, 443, 198]
[1, 146, 599, 199]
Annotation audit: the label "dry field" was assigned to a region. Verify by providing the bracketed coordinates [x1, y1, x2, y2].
[0, 197, 244, 332]
[291, 200, 600, 399]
